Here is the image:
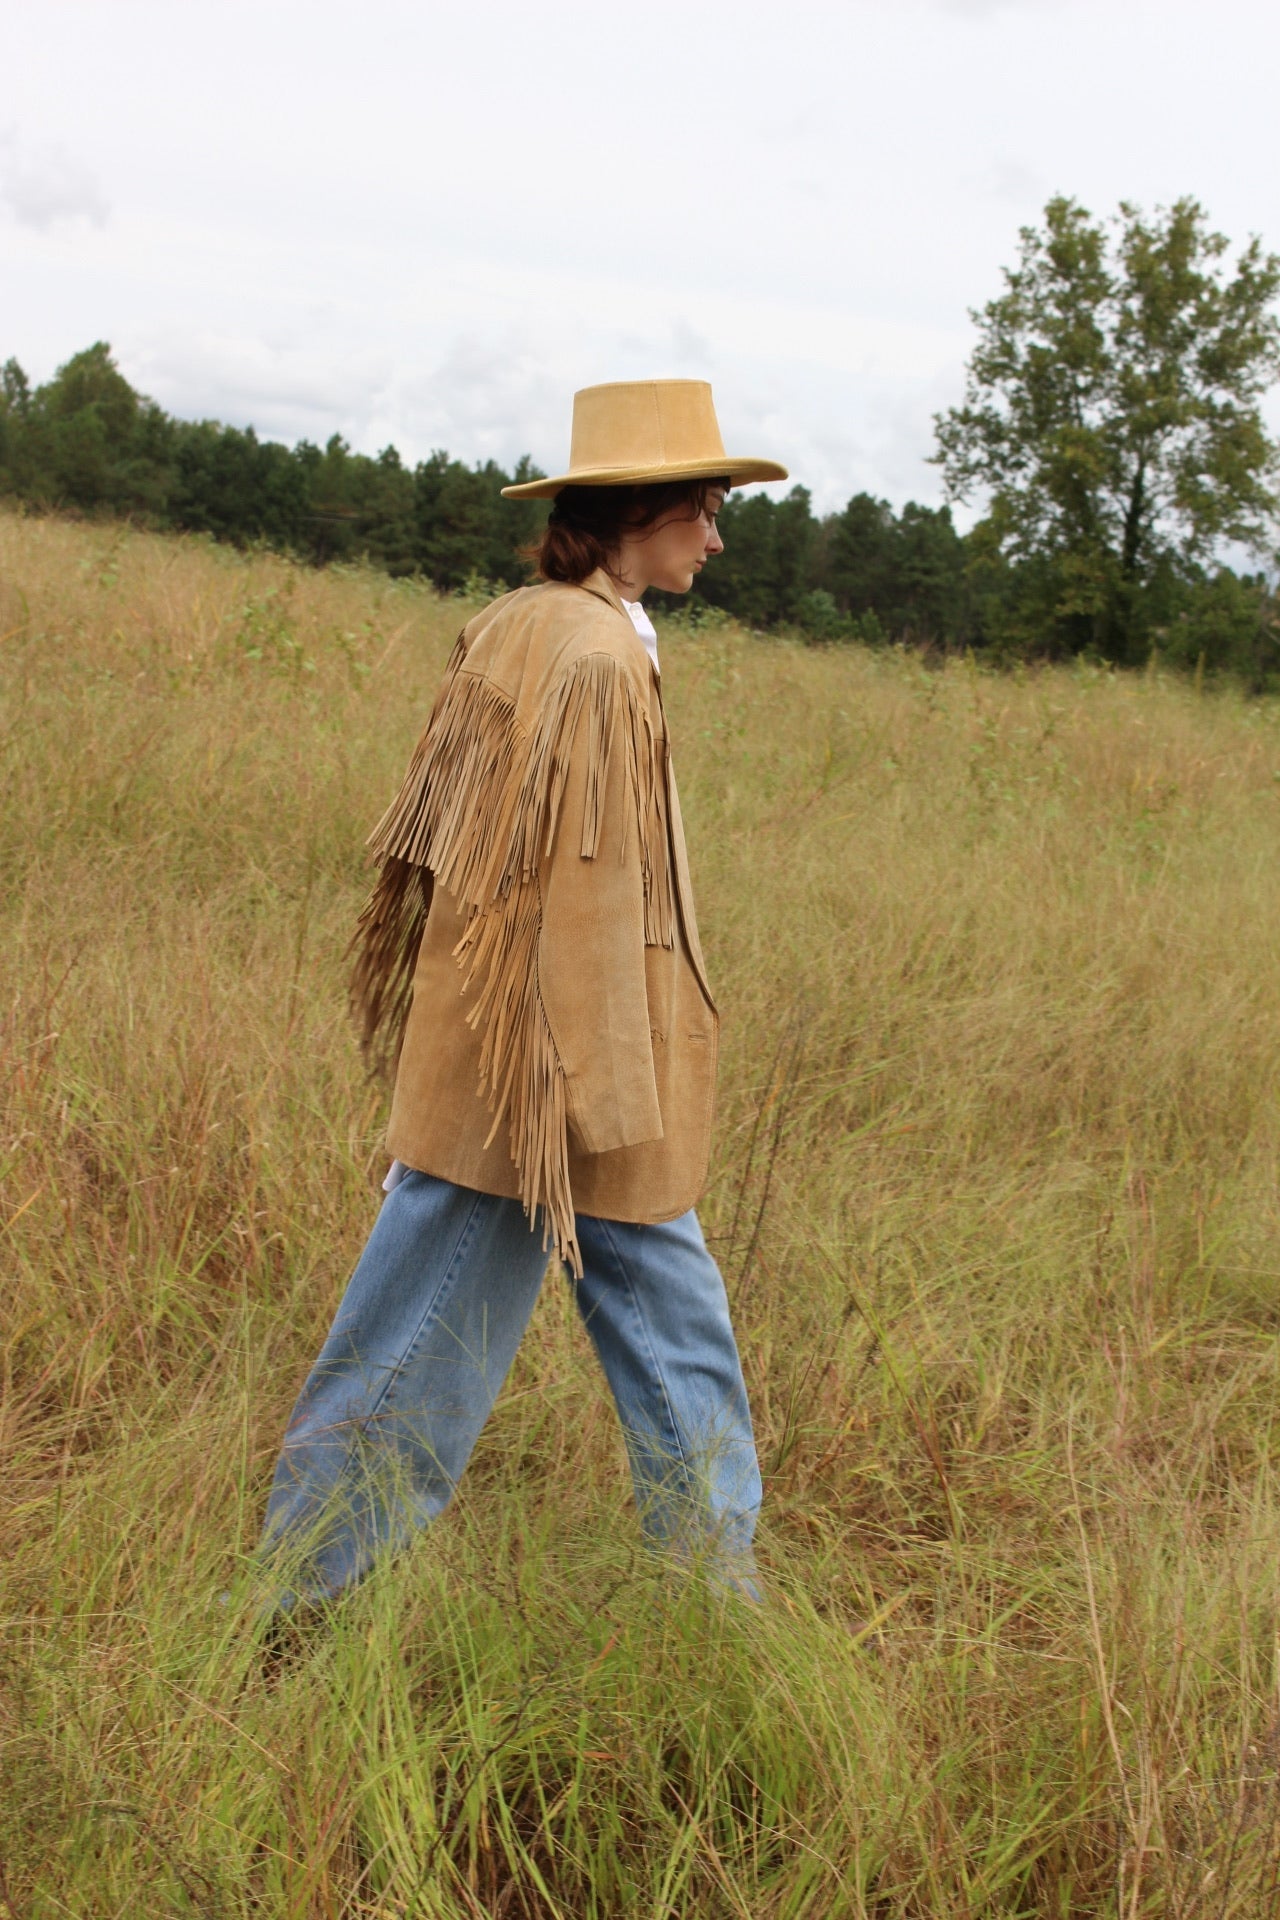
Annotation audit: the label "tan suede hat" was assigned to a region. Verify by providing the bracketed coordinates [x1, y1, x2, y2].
[500, 379, 788, 499]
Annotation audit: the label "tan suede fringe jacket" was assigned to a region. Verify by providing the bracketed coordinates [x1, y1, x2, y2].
[349, 569, 718, 1276]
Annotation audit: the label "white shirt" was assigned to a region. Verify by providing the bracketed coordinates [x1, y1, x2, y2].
[622, 597, 660, 673]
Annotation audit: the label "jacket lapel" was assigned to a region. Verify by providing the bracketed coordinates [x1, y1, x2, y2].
[654, 683, 716, 1012]
[581, 571, 714, 1008]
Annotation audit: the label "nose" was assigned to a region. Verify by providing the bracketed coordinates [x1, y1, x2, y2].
[706, 522, 724, 557]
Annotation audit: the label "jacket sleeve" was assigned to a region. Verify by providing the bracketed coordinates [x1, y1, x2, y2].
[535, 653, 665, 1156]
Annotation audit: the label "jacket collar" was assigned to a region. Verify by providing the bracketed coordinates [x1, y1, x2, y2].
[576, 568, 663, 684]
[577, 567, 628, 617]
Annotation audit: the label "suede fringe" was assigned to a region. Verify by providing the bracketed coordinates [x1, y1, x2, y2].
[349, 639, 671, 1275]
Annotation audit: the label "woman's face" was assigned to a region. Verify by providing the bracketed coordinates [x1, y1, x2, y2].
[633, 486, 727, 594]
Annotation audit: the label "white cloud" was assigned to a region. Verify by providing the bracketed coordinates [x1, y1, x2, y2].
[928, 0, 1060, 14]
[667, 318, 715, 370]
[126, 322, 567, 471]
[130, 328, 392, 441]
[7, 0, 1278, 520]
[0, 129, 109, 230]
[973, 157, 1047, 206]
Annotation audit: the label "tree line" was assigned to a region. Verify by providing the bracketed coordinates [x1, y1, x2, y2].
[0, 342, 974, 640]
[3, 197, 1278, 685]
[0, 345, 550, 591]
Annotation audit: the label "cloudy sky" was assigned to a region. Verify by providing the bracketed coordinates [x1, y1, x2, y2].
[5, 0, 1280, 513]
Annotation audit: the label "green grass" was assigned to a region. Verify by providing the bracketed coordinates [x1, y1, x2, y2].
[5, 509, 1280, 1915]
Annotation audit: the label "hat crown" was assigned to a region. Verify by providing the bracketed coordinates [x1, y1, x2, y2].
[499, 378, 786, 498]
[568, 380, 728, 479]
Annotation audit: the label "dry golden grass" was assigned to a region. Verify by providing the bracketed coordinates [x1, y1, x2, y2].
[5, 508, 1280, 1916]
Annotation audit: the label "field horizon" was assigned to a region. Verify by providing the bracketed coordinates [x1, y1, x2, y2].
[5, 508, 1280, 1916]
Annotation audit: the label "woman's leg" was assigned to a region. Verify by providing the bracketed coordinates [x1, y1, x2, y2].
[571, 1208, 763, 1596]
[258, 1170, 550, 1608]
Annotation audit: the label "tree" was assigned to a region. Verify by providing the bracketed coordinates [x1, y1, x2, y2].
[355, 446, 421, 576]
[43, 342, 141, 509]
[891, 503, 967, 645]
[816, 494, 967, 644]
[691, 485, 816, 627]
[817, 492, 897, 616]
[414, 452, 520, 590]
[169, 419, 311, 548]
[934, 197, 1280, 662]
[0, 343, 176, 516]
[0, 358, 32, 492]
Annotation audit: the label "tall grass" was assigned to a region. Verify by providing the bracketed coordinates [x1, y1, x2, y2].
[4, 509, 1280, 1916]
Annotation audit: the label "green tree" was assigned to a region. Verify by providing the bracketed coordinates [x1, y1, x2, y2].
[0, 358, 32, 493]
[1, 358, 31, 414]
[413, 453, 537, 591]
[691, 485, 816, 627]
[934, 197, 1280, 662]
[169, 420, 311, 547]
[1, 343, 175, 516]
[303, 433, 364, 565]
[43, 342, 141, 509]
[891, 503, 967, 644]
[807, 494, 968, 647]
[1159, 568, 1280, 690]
[817, 492, 897, 616]
[353, 446, 421, 576]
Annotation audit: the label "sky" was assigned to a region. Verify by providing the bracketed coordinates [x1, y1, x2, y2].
[5, 0, 1280, 516]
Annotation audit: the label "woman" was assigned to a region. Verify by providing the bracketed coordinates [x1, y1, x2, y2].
[258, 379, 788, 1608]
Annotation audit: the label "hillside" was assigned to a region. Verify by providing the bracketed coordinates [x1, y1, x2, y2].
[5, 510, 1280, 1915]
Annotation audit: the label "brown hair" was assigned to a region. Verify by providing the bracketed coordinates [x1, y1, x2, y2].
[535, 477, 728, 585]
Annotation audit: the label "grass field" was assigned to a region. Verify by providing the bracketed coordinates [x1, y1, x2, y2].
[5, 509, 1280, 1917]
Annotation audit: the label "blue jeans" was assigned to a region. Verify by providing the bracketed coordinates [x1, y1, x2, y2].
[258, 1171, 762, 1606]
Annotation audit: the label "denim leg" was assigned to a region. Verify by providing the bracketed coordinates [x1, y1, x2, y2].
[258, 1170, 549, 1606]
[572, 1208, 763, 1595]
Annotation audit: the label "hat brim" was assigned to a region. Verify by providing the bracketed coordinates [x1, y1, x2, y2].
[501, 456, 788, 500]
